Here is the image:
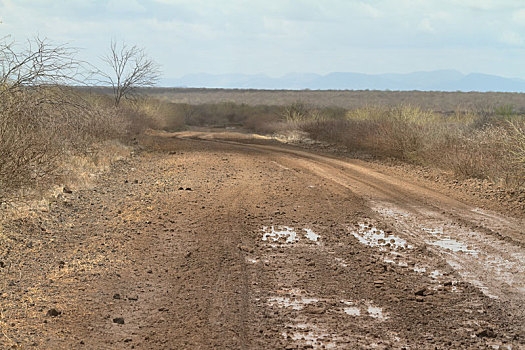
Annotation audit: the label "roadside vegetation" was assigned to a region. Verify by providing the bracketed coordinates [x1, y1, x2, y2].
[0, 37, 163, 206]
[151, 101, 525, 188]
[1, 36, 524, 208]
[300, 105, 525, 187]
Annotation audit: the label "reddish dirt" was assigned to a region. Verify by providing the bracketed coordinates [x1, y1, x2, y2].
[1, 131, 523, 349]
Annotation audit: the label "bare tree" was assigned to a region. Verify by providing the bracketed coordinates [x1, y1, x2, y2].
[101, 40, 160, 106]
[0, 36, 83, 96]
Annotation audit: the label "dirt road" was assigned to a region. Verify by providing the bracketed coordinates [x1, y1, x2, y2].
[1, 131, 524, 349]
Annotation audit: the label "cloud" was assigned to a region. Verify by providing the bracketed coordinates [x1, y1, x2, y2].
[0, 0, 524, 79]
[500, 31, 524, 47]
[512, 8, 525, 23]
[418, 18, 435, 33]
[107, 0, 146, 13]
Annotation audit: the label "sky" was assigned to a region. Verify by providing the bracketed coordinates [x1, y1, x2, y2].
[1, 0, 524, 82]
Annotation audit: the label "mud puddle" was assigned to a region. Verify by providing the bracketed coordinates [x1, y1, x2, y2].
[429, 238, 479, 255]
[281, 323, 337, 349]
[261, 226, 321, 244]
[350, 223, 411, 250]
[267, 295, 319, 310]
[341, 300, 388, 320]
[371, 201, 525, 300]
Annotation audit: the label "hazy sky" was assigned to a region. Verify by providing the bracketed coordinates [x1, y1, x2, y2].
[1, 0, 524, 80]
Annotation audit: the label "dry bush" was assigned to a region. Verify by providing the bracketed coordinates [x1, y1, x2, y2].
[115, 98, 162, 135]
[0, 91, 62, 198]
[437, 127, 506, 180]
[298, 105, 525, 187]
[0, 87, 129, 202]
[373, 106, 435, 161]
[505, 119, 525, 185]
[244, 112, 281, 133]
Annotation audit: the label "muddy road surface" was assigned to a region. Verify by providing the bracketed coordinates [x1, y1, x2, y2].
[1, 131, 524, 349]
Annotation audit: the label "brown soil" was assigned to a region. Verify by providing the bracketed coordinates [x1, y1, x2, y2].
[1, 130, 523, 349]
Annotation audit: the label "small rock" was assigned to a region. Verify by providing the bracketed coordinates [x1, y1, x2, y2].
[0, 261, 4, 268]
[415, 288, 427, 296]
[415, 296, 425, 302]
[113, 317, 125, 325]
[113, 293, 121, 300]
[238, 245, 253, 253]
[185, 187, 192, 191]
[178, 187, 184, 190]
[46, 308, 61, 317]
[476, 329, 496, 338]
[63, 186, 73, 194]
[58, 261, 65, 268]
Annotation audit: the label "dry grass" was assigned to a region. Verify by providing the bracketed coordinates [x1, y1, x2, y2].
[301, 105, 525, 187]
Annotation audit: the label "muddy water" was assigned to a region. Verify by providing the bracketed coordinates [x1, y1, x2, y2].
[261, 226, 321, 244]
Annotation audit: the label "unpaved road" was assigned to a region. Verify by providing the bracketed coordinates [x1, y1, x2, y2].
[1, 131, 524, 349]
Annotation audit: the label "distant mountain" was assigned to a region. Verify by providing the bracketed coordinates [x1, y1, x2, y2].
[161, 70, 525, 92]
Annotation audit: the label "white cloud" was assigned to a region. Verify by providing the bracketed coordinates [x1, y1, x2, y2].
[107, 0, 146, 13]
[418, 18, 435, 33]
[0, 0, 524, 79]
[356, 2, 382, 18]
[500, 31, 524, 47]
[512, 8, 525, 23]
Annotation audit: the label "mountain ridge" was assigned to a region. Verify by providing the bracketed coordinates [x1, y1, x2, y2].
[160, 70, 525, 92]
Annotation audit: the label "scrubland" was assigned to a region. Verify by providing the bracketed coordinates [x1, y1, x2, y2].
[142, 96, 525, 189]
[2, 86, 525, 209]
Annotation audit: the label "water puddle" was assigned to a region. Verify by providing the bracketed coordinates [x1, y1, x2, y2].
[430, 270, 443, 279]
[343, 306, 361, 316]
[267, 296, 319, 310]
[413, 266, 426, 273]
[304, 228, 320, 242]
[282, 323, 337, 349]
[429, 238, 478, 255]
[383, 256, 408, 267]
[262, 226, 320, 244]
[367, 304, 386, 320]
[262, 226, 297, 243]
[351, 223, 411, 250]
[340, 300, 387, 320]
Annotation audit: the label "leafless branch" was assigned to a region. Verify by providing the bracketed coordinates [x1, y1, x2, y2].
[0, 36, 84, 97]
[99, 40, 160, 106]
